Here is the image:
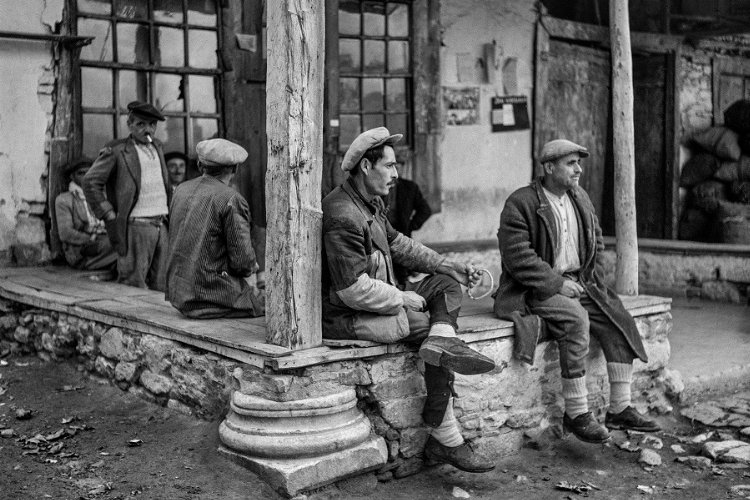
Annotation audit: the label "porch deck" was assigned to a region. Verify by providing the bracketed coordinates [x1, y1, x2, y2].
[0, 266, 672, 369]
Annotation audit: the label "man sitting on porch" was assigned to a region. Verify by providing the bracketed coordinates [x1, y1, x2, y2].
[494, 139, 659, 444]
[165, 138, 264, 319]
[321, 127, 496, 473]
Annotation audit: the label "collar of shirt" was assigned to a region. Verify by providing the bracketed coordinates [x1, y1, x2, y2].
[346, 177, 384, 215]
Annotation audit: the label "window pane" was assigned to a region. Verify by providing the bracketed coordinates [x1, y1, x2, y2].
[118, 114, 129, 137]
[386, 113, 407, 138]
[116, 0, 147, 20]
[387, 3, 409, 37]
[192, 118, 218, 146]
[339, 1, 360, 35]
[156, 117, 186, 154]
[339, 114, 361, 150]
[154, 0, 184, 24]
[78, 19, 113, 62]
[363, 2, 385, 36]
[156, 27, 184, 67]
[363, 114, 384, 130]
[119, 70, 149, 106]
[81, 67, 112, 108]
[77, 0, 111, 15]
[363, 40, 385, 73]
[362, 78, 384, 111]
[386, 78, 406, 110]
[189, 76, 216, 113]
[188, 0, 217, 27]
[154, 73, 184, 112]
[117, 23, 150, 64]
[340, 78, 360, 112]
[339, 39, 360, 73]
[388, 41, 409, 73]
[188, 30, 218, 68]
[83, 114, 114, 158]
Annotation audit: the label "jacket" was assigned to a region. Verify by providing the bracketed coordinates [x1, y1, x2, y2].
[493, 178, 647, 364]
[83, 137, 170, 256]
[322, 178, 443, 342]
[385, 178, 432, 237]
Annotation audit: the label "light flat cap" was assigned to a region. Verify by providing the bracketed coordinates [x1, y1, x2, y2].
[341, 127, 403, 172]
[539, 139, 589, 163]
[196, 138, 248, 166]
[127, 101, 165, 121]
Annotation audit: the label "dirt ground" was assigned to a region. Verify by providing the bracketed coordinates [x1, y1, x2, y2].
[1, 355, 749, 500]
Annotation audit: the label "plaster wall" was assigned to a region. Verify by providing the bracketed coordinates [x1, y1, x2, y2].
[415, 0, 537, 244]
[0, 1, 63, 263]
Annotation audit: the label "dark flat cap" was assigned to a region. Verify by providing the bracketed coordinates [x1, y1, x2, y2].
[127, 101, 165, 121]
[341, 127, 403, 172]
[164, 151, 189, 163]
[539, 139, 589, 163]
[65, 158, 93, 174]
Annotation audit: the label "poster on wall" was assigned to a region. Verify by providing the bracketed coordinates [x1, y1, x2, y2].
[443, 87, 479, 126]
[491, 95, 530, 132]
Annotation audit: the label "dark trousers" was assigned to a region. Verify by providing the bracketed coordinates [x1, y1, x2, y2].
[118, 218, 168, 291]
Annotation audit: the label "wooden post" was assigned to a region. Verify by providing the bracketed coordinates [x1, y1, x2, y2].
[265, 0, 324, 349]
[609, 0, 639, 295]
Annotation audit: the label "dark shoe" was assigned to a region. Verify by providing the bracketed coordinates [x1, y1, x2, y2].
[423, 436, 495, 473]
[419, 336, 495, 375]
[605, 406, 661, 432]
[563, 412, 610, 443]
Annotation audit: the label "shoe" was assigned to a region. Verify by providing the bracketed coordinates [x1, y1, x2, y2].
[423, 436, 495, 473]
[605, 406, 660, 432]
[563, 412, 610, 443]
[418, 336, 495, 375]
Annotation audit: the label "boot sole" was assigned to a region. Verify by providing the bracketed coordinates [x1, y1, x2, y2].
[419, 346, 495, 375]
[605, 422, 661, 432]
[424, 452, 496, 473]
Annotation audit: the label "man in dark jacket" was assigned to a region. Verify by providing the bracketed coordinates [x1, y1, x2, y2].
[322, 127, 495, 473]
[83, 101, 171, 290]
[494, 139, 659, 444]
[166, 139, 264, 319]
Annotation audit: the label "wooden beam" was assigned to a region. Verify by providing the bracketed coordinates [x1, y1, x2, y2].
[610, 0, 639, 295]
[265, 0, 324, 350]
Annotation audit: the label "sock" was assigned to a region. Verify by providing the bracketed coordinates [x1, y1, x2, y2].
[430, 399, 464, 447]
[562, 376, 588, 419]
[607, 362, 633, 414]
[428, 322, 456, 338]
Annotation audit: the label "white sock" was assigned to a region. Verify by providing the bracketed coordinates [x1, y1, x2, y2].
[607, 362, 633, 414]
[430, 399, 464, 447]
[428, 322, 456, 338]
[562, 376, 588, 419]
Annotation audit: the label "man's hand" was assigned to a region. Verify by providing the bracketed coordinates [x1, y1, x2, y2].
[559, 279, 584, 298]
[437, 260, 482, 287]
[401, 291, 427, 312]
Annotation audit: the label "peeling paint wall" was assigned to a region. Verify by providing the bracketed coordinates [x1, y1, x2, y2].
[0, 1, 64, 265]
[414, 0, 537, 243]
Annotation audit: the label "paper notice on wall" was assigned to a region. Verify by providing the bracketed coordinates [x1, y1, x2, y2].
[443, 87, 479, 126]
[491, 95, 529, 132]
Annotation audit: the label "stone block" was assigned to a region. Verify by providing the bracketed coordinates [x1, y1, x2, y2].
[703, 440, 750, 460]
[219, 437, 387, 497]
[399, 427, 429, 458]
[167, 398, 194, 416]
[633, 339, 670, 372]
[115, 361, 139, 383]
[139, 336, 175, 372]
[11, 243, 51, 266]
[368, 371, 425, 400]
[379, 396, 426, 429]
[99, 327, 139, 362]
[140, 370, 172, 395]
[305, 361, 372, 386]
[94, 356, 116, 378]
[14, 326, 31, 344]
[392, 456, 423, 478]
[368, 355, 418, 383]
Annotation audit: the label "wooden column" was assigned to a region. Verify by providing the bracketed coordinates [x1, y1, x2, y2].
[609, 0, 639, 295]
[265, 0, 324, 349]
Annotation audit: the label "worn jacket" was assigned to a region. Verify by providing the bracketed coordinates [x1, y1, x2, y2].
[166, 176, 261, 318]
[322, 178, 444, 342]
[55, 188, 103, 267]
[385, 178, 433, 237]
[83, 137, 170, 256]
[493, 178, 647, 363]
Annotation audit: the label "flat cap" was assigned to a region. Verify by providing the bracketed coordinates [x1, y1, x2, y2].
[341, 127, 403, 172]
[539, 139, 589, 163]
[127, 101, 165, 121]
[196, 138, 248, 166]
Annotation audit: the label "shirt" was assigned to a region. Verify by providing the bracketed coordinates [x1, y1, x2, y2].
[542, 187, 580, 274]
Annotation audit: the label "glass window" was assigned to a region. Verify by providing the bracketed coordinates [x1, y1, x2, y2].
[363, 2, 385, 36]
[78, 18, 113, 62]
[362, 78, 384, 111]
[388, 41, 409, 73]
[188, 0, 217, 27]
[386, 113, 407, 136]
[154, 0, 184, 24]
[119, 70, 149, 106]
[117, 23, 150, 64]
[363, 114, 384, 130]
[77, 0, 111, 16]
[157, 117, 187, 153]
[387, 3, 409, 37]
[363, 40, 385, 73]
[340, 78, 360, 112]
[386, 78, 406, 109]
[156, 27, 184, 67]
[192, 118, 218, 145]
[81, 67, 112, 108]
[339, 114, 361, 149]
[339, 39, 361, 73]
[116, 0, 147, 20]
[189, 76, 217, 113]
[83, 114, 114, 158]
[339, 1, 361, 35]
[154, 73, 184, 112]
[188, 30, 218, 68]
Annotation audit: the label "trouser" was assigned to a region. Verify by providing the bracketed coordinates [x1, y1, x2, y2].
[118, 218, 168, 291]
[528, 291, 636, 379]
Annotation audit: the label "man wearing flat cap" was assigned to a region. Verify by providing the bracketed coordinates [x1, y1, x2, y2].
[84, 100, 171, 290]
[322, 127, 496, 473]
[494, 139, 659, 444]
[165, 138, 264, 319]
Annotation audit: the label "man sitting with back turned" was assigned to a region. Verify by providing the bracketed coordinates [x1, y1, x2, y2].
[322, 127, 496, 473]
[166, 138, 264, 319]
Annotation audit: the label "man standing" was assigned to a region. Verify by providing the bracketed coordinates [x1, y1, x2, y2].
[494, 139, 659, 444]
[166, 138, 264, 319]
[322, 127, 495, 473]
[83, 101, 170, 290]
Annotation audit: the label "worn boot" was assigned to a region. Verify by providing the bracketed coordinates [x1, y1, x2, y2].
[605, 406, 660, 432]
[419, 336, 495, 375]
[423, 436, 495, 473]
[563, 412, 610, 443]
